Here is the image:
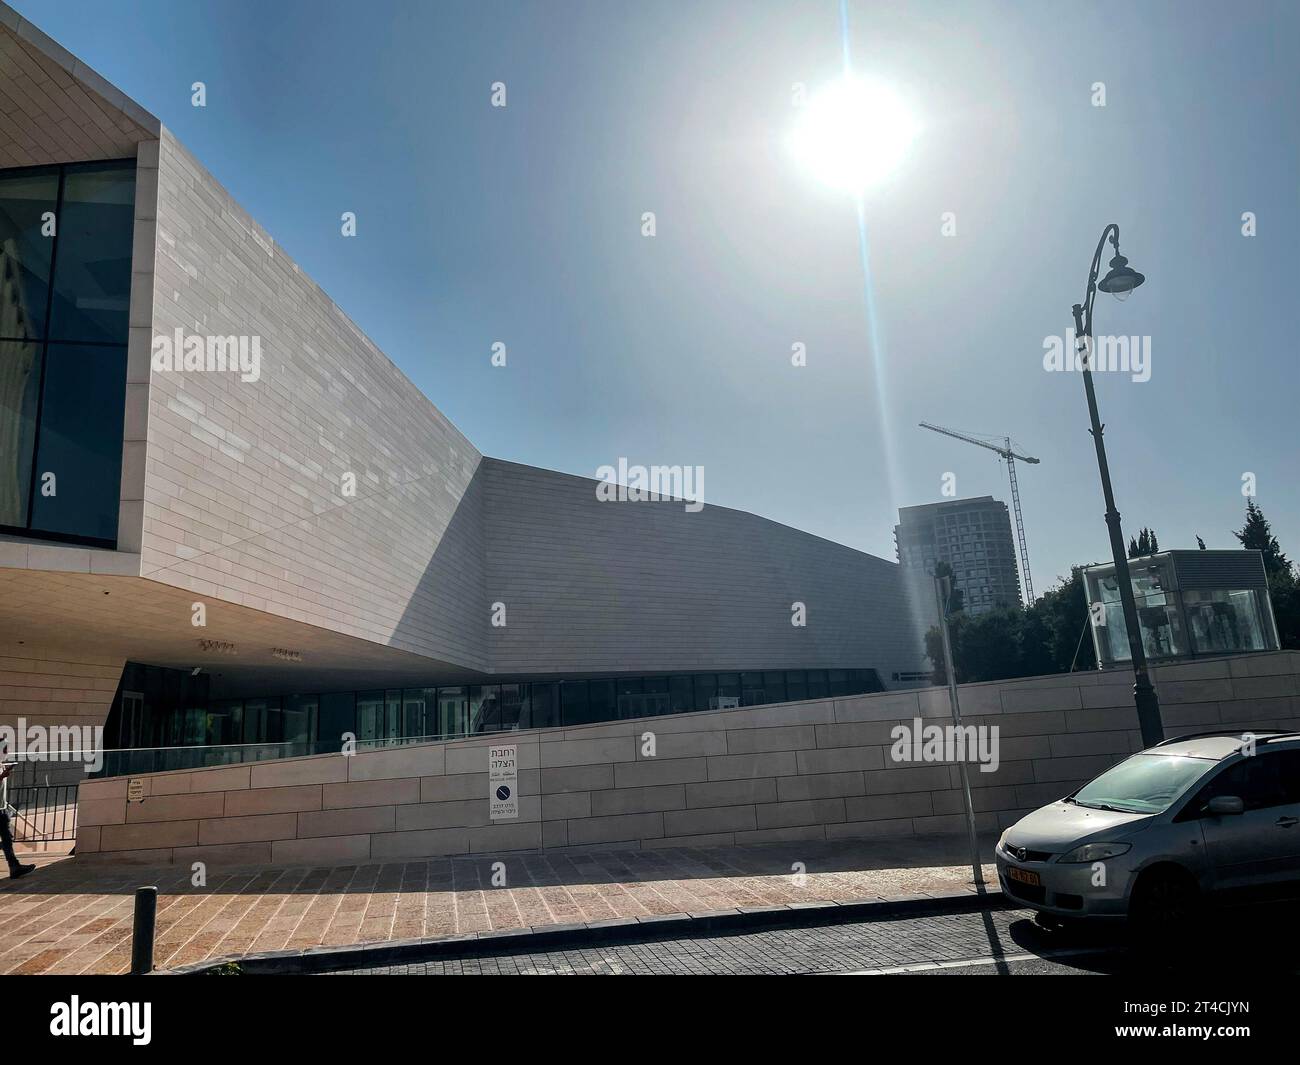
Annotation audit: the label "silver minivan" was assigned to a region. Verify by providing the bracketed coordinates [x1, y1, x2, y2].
[995, 731, 1300, 931]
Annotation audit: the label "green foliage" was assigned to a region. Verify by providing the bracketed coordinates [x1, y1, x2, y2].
[1234, 500, 1298, 650]
[1127, 527, 1160, 558]
[1234, 499, 1294, 586]
[927, 500, 1300, 682]
[925, 567, 1098, 684]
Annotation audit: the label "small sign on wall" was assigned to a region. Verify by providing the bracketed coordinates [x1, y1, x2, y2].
[126, 778, 145, 803]
[488, 744, 518, 821]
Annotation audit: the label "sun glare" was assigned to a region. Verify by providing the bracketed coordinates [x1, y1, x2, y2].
[790, 77, 919, 194]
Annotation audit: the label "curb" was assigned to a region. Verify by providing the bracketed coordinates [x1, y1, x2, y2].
[161, 885, 1010, 975]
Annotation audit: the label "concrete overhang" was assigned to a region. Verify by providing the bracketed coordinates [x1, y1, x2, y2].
[0, 539, 483, 697]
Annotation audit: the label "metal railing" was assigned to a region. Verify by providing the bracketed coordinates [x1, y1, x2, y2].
[2, 763, 79, 844]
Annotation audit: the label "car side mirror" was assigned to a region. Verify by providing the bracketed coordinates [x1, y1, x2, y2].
[1206, 795, 1244, 816]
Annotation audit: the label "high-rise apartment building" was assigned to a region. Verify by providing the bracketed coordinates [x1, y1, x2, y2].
[894, 496, 1024, 615]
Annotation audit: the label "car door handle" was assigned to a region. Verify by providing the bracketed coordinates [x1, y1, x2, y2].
[1277, 817, 1299, 828]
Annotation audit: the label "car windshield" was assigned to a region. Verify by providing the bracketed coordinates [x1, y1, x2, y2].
[1072, 753, 1215, 815]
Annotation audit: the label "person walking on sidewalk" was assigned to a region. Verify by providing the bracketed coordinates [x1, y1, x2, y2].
[0, 758, 36, 879]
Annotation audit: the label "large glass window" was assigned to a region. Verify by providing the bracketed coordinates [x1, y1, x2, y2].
[436, 686, 468, 736]
[0, 340, 41, 527]
[498, 683, 524, 730]
[29, 343, 126, 540]
[523, 682, 558, 729]
[0, 169, 57, 339]
[283, 695, 317, 746]
[560, 680, 590, 725]
[740, 672, 765, 706]
[1184, 590, 1269, 655]
[587, 680, 616, 723]
[403, 688, 434, 738]
[669, 675, 693, 713]
[318, 691, 356, 749]
[356, 691, 386, 742]
[47, 164, 136, 344]
[0, 160, 134, 545]
[470, 684, 501, 731]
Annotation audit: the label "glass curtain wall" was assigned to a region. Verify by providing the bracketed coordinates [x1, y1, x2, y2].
[104, 668, 886, 751]
[0, 161, 135, 545]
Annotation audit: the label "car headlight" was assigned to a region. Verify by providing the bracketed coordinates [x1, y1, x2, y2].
[997, 829, 1009, 849]
[1058, 842, 1131, 863]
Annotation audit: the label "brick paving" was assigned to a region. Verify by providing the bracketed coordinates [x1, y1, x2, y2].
[0, 836, 994, 974]
[331, 907, 1041, 976]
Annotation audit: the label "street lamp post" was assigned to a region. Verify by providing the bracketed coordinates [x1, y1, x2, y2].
[1071, 224, 1164, 747]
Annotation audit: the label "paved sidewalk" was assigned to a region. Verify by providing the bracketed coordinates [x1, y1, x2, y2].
[0, 835, 995, 975]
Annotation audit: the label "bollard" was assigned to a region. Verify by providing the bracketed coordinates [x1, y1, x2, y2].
[130, 886, 158, 975]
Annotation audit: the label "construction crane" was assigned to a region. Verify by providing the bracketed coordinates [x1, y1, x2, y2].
[918, 422, 1040, 604]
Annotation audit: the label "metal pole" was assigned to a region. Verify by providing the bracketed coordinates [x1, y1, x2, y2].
[130, 885, 157, 975]
[934, 575, 985, 888]
[1072, 295, 1164, 748]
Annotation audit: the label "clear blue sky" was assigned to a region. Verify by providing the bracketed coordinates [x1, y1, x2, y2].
[16, 0, 1299, 592]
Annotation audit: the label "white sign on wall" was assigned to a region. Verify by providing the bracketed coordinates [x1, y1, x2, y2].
[126, 778, 145, 803]
[488, 744, 518, 821]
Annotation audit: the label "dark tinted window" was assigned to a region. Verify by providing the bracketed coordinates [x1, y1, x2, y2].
[692, 674, 717, 711]
[47, 163, 135, 344]
[560, 681, 589, 725]
[284, 695, 318, 745]
[785, 670, 807, 702]
[587, 680, 615, 722]
[0, 340, 42, 526]
[318, 692, 356, 748]
[669, 676, 693, 713]
[0, 169, 57, 339]
[1193, 752, 1295, 812]
[525, 683, 559, 729]
[499, 683, 523, 729]
[29, 343, 126, 540]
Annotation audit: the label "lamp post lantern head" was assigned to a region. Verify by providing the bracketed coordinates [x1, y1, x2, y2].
[1097, 252, 1145, 302]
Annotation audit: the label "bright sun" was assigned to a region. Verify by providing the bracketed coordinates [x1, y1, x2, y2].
[790, 77, 919, 194]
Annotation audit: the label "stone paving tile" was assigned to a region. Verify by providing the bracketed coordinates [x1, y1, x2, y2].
[0, 837, 995, 974]
[324, 910, 1041, 976]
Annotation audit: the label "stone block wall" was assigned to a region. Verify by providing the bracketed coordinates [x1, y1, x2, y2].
[75, 650, 1300, 865]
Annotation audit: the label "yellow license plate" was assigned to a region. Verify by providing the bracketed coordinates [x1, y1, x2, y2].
[1007, 866, 1041, 887]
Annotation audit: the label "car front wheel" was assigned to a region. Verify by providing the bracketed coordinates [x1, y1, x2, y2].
[1128, 866, 1200, 949]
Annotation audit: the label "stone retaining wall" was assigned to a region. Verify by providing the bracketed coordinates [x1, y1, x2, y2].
[75, 651, 1300, 865]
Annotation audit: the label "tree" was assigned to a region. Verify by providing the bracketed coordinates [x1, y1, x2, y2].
[1127, 527, 1159, 558]
[1234, 499, 1294, 586]
[923, 568, 1098, 684]
[1234, 500, 1299, 651]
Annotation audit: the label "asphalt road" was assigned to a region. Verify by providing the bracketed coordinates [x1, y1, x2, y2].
[327, 901, 1300, 976]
